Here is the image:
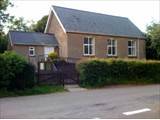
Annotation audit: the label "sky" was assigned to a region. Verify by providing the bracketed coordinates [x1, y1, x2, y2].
[8, 0, 160, 32]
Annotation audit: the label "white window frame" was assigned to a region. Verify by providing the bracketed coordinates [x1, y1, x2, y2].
[128, 40, 136, 56]
[29, 47, 35, 56]
[83, 36, 95, 56]
[107, 39, 117, 56]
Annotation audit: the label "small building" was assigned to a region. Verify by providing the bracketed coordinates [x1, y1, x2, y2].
[8, 31, 58, 67]
[8, 6, 146, 65]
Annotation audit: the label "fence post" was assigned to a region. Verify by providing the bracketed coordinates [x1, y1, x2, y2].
[37, 62, 40, 85]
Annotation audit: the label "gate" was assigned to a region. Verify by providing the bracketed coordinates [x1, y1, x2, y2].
[37, 61, 64, 85]
[37, 60, 79, 85]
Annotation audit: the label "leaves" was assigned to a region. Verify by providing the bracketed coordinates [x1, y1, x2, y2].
[7, 17, 30, 32]
[146, 22, 160, 59]
[30, 15, 48, 33]
[0, 33, 8, 53]
[0, 0, 13, 32]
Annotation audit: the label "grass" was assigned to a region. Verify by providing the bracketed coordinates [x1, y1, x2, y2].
[80, 78, 159, 89]
[0, 85, 66, 98]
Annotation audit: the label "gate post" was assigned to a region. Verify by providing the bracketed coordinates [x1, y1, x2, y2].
[37, 62, 40, 85]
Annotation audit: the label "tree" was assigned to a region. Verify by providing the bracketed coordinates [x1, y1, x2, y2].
[146, 22, 160, 59]
[0, 33, 8, 53]
[0, 0, 12, 53]
[0, 0, 12, 33]
[7, 17, 30, 32]
[30, 15, 48, 32]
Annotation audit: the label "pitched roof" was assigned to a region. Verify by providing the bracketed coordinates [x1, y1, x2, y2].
[52, 6, 145, 39]
[9, 31, 58, 46]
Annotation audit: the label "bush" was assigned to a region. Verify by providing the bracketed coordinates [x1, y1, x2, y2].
[77, 59, 160, 88]
[10, 63, 35, 90]
[0, 51, 35, 90]
[48, 52, 58, 61]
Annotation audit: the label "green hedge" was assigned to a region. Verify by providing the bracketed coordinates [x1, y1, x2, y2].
[77, 59, 160, 88]
[0, 51, 35, 90]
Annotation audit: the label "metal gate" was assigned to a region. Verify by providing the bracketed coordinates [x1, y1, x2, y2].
[37, 60, 79, 85]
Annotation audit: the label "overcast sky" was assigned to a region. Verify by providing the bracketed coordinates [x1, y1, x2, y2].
[8, 0, 160, 32]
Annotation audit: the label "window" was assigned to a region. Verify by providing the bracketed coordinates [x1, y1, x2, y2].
[44, 47, 54, 59]
[128, 40, 136, 56]
[107, 39, 117, 56]
[29, 47, 35, 56]
[83, 36, 95, 55]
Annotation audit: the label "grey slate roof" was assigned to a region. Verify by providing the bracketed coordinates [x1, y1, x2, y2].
[9, 31, 58, 46]
[53, 6, 145, 39]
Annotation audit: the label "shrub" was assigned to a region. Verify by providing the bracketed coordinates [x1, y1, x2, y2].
[0, 51, 35, 90]
[0, 54, 9, 87]
[0, 51, 27, 88]
[77, 59, 160, 88]
[48, 52, 58, 61]
[10, 63, 35, 90]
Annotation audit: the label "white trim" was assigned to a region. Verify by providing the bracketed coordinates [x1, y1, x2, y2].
[107, 39, 117, 56]
[44, 9, 52, 33]
[83, 36, 95, 56]
[29, 47, 35, 57]
[51, 6, 66, 33]
[128, 40, 137, 57]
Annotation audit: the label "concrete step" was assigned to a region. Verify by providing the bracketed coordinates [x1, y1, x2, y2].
[65, 85, 87, 92]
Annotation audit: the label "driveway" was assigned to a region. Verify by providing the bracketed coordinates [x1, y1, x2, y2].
[0, 85, 160, 119]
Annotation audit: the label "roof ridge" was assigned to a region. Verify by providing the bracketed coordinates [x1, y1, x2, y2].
[9, 30, 55, 36]
[9, 30, 44, 34]
[52, 5, 128, 20]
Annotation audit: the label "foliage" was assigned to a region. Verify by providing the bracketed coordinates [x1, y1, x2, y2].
[146, 22, 160, 59]
[7, 17, 30, 31]
[30, 15, 48, 32]
[48, 52, 58, 61]
[0, 51, 35, 90]
[0, 85, 65, 98]
[0, 33, 8, 53]
[77, 59, 160, 88]
[0, 0, 13, 32]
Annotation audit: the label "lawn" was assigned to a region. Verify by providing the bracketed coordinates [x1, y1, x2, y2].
[0, 85, 66, 98]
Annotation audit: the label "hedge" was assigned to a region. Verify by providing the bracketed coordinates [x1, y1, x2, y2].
[0, 51, 35, 90]
[77, 59, 160, 88]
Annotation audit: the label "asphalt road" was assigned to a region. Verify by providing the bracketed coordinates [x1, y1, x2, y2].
[0, 84, 160, 119]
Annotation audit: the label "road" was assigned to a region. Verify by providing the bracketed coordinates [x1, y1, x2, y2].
[0, 84, 160, 119]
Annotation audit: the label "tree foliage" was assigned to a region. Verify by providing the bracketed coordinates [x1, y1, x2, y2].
[0, 33, 8, 53]
[7, 17, 30, 32]
[0, 0, 12, 33]
[146, 22, 160, 59]
[30, 15, 48, 33]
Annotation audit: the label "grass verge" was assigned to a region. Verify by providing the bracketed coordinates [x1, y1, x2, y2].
[0, 85, 66, 98]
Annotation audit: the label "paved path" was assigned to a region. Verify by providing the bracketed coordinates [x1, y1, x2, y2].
[0, 85, 160, 119]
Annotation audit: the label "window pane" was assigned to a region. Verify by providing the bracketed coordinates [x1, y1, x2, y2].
[133, 41, 136, 47]
[132, 48, 136, 55]
[108, 47, 111, 55]
[89, 38, 93, 44]
[84, 45, 88, 54]
[112, 40, 115, 46]
[112, 47, 115, 55]
[89, 45, 92, 54]
[30, 50, 33, 55]
[84, 37, 88, 44]
[107, 39, 111, 45]
[128, 48, 132, 55]
[128, 41, 131, 46]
